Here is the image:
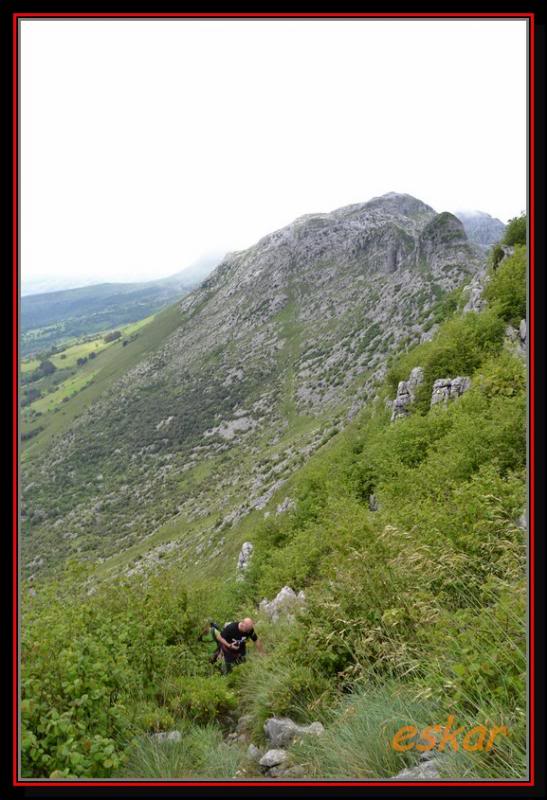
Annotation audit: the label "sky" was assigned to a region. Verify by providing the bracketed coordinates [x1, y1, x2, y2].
[21, 18, 527, 288]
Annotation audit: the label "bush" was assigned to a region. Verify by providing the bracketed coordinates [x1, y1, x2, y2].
[503, 214, 526, 246]
[29, 359, 56, 382]
[490, 244, 505, 270]
[135, 704, 176, 733]
[483, 246, 526, 325]
[165, 675, 237, 723]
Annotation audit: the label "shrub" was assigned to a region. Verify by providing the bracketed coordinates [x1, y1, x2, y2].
[166, 675, 237, 723]
[503, 214, 526, 246]
[483, 246, 526, 325]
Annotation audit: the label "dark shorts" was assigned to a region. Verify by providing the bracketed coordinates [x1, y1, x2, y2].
[221, 654, 246, 674]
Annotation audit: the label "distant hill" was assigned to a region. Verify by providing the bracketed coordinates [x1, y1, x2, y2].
[453, 209, 506, 248]
[21, 255, 222, 356]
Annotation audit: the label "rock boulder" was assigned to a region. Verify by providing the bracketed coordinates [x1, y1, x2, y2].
[259, 749, 289, 768]
[236, 542, 253, 580]
[430, 376, 471, 406]
[390, 367, 424, 421]
[264, 717, 324, 747]
[259, 587, 306, 623]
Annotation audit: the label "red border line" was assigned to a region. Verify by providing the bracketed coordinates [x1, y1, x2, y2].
[13, 10, 535, 790]
[11, 780, 538, 788]
[13, 9, 19, 790]
[528, 10, 535, 788]
[13, 11, 533, 17]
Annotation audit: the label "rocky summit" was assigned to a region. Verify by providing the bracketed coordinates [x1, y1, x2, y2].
[453, 209, 506, 248]
[21, 192, 488, 577]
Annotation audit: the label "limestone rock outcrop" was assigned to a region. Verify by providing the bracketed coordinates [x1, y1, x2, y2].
[430, 376, 471, 406]
[390, 367, 424, 421]
[236, 541, 253, 580]
[259, 586, 306, 622]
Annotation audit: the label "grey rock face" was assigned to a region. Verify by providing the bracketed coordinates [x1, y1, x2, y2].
[236, 541, 253, 580]
[462, 267, 489, 313]
[368, 494, 379, 512]
[417, 213, 470, 272]
[390, 367, 424, 420]
[259, 587, 306, 623]
[430, 376, 471, 406]
[504, 320, 526, 360]
[453, 210, 505, 247]
[264, 717, 325, 748]
[259, 749, 289, 768]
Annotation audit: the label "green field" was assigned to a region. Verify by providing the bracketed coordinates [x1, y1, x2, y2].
[20, 305, 188, 460]
[21, 312, 157, 372]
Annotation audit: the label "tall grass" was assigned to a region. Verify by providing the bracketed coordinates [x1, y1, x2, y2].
[118, 723, 243, 780]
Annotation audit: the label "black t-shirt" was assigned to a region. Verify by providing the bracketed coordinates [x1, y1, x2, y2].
[220, 621, 257, 661]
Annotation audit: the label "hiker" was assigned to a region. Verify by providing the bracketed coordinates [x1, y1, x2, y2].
[214, 617, 264, 674]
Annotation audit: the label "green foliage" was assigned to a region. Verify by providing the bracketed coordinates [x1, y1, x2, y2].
[503, 214, 526, 246]
[230, 639, 334, 741]
[22, 240, 527, 779]
[430, 286, 464, 325]
[136, 704, 176, 733]
[21, 568, 203, 777]
[387, 309, 505, 413]
[490, 243, 505, 270]
[165, 675, 237, 723]
[483, 245, 526, 325]
[231, 297, 526, 767]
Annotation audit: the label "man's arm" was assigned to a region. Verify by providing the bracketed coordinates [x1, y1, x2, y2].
[254, 637, 265, 655]
[214, 629, 238, 650]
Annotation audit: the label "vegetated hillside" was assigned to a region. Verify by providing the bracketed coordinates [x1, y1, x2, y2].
[21, 255, 220, 356]
[20, 237, 527, 780]
[21, 193, 488, 578]
[20, 314, 163, 423]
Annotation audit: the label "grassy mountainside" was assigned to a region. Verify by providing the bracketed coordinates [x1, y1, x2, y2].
[20, 240, 527, 780]
[21, 194, 487, 580]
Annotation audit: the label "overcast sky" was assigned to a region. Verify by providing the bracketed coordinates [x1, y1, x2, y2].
[21, 18, 527, 287]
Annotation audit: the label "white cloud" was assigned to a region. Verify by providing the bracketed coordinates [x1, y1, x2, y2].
[21, 18, 527, 284]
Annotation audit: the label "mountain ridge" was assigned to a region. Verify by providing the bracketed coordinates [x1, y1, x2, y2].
[22, 192, 490, 578]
